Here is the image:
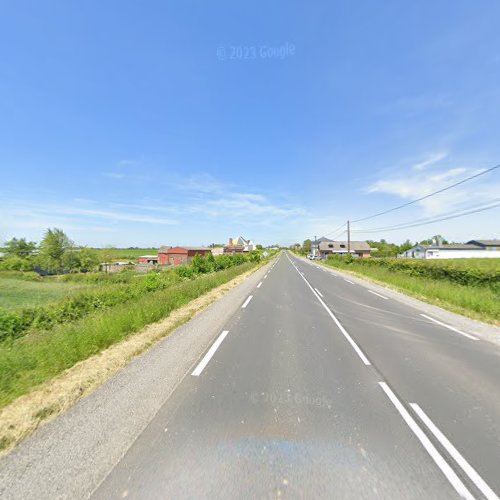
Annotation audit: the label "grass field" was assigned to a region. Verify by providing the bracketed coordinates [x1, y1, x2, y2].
[0, 275, 89, 311]
[321, 257, 499, 325]
[92, 248, 158, 260]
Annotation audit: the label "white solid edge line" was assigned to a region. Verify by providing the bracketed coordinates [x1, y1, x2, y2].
[288, 256, 371, 366]
[410, 403, 499, 500]
[241, 295, 253, 308]
[378, 383, 474, 500]
[192, 330, 229, 376]
[344, 279, 354, 284]
[368, 290, 389, 300]
[264, 274, 268, 279]
[314, 288, 324, 298]
[257, 281, 262, 288]
[420, 314, 478, 341]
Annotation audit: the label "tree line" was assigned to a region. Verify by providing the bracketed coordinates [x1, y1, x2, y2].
[1, 228, 100, 273]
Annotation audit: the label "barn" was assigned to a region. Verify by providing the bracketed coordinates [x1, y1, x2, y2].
[158, 246, 211, 266]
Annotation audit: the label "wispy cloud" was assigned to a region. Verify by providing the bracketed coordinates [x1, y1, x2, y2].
[366, 156, 500, 216]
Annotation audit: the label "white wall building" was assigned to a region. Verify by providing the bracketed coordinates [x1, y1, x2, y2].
[400, 240, 500, 259]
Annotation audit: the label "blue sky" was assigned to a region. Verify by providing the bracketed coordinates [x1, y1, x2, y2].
[1, 0, 499, 247]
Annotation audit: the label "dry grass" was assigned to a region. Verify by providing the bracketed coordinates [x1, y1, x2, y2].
[0, 265, 260, 455]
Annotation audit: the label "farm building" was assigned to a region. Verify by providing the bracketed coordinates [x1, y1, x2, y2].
[138, 255, 159, 265]
[400, 240, 500, 259]
[158, 246, 211, 266]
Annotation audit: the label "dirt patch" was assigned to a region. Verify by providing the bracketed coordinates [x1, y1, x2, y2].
[0, 265, 262, 455]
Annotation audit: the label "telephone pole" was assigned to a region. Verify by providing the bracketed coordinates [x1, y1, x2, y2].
[347, 221, 351, 255]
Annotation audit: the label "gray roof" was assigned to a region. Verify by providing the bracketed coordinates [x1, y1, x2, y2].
[418, 244, 484, 250]
[312, 237, 333, 245]
[319, 240, 371, 252]
[467, 240, 500, 247]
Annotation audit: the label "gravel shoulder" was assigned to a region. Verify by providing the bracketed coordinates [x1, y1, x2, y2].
[0, 261, 271, 500]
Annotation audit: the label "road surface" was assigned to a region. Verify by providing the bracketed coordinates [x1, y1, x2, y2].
[90, 252, 500, 499]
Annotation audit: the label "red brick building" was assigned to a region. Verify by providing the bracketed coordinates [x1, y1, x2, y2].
[158, 246, 211, 267]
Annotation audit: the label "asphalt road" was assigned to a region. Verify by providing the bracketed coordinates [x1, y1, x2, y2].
[90, 252, 500, 500]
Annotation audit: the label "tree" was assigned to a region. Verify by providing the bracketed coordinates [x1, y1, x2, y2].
[39, 228, 73, 273]
[302, 239, 312, 254]
[419, 235, 448, 246]
[4, 237, 37, 258]
[398, 239, 414, 254]
[256, 244, 263, 250]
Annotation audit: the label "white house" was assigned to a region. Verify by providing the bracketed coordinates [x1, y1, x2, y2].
[400, 240, 500, 259]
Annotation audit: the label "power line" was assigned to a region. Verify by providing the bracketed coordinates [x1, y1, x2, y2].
[351, 199, 500, 234]
[323, 222, 347, 238]
[351, 163, 500, 223]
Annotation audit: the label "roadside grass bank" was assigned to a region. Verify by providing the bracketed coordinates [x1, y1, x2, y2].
[320, 257, 499, 325]
[0, 253, 260, 341]
[0, 260, 268, 454]
[0, 261, 258, 410]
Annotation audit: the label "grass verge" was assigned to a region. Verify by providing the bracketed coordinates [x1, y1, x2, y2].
[0, 262, 257, 410]
[320, 259, 499, 325]
[0, 260, 264, 453]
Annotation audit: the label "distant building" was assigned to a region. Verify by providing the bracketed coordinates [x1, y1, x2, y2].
[211, 247, 225, 256]
[312, 237, 372, 258]
[138, 255, 159, 265]
[226, 236, 255, 253]
[158, 246, 211, 266]
[319, 240, 372, 258]
[400, 240, 500, 259]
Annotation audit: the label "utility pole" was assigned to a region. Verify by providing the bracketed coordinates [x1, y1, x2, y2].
[347, 221, 351, 255]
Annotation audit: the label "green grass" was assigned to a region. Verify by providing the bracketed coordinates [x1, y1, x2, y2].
[321, 258, 500, 325]
[0, 276, 89, 311]
[0, 261, 257, 409]
[92, 248, 158, 260]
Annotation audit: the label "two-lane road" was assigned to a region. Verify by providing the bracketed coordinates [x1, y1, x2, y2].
[92, 252, 500, 499]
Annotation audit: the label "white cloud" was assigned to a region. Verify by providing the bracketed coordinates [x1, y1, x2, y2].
[412, 151, 448, 171]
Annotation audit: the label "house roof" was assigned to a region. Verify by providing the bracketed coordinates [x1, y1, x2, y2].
[167, 246, 210, 252]
[312, 237, 333, 245]
[319, 240, 371, 251]
[467, 240, 500, 247]
[418, 244, 482, 250]
[139, 255, 158, 259]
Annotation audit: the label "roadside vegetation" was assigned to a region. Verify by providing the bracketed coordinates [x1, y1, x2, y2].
[0, 251, 272, 410]
[322, 256, 500, 324]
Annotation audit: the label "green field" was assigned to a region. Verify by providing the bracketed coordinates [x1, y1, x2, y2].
[0, 275, 89, 311]
[321, 257, 500, 325]
[92, 248, 158, 261]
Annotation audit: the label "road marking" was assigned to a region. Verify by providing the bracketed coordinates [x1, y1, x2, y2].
[314, 288, 323, 298]
[192, 330, 229, 376]
[287, 255, 371, 366]
[368, 290, 389, 300]
[344, 279, 354, 284]
[242, 295, 253, 308]
[257, 281, 262, 288]
[411, 403, 499, 500]
[420, 314, 478, 341]
[378, 382, 474, 500]
[264, 274, 268, 279]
